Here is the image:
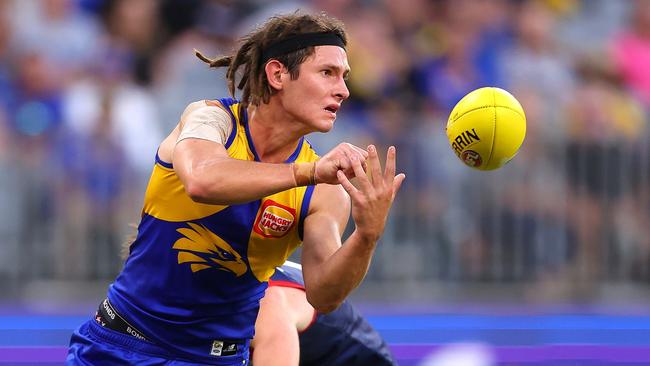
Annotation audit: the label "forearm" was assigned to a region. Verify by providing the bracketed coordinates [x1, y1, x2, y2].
[305, 230, 376, 312]
[301, 145, 405, 313]
[251, 287, 300, 366]
[183, 158, 305, 205]
[252, 338, 299, 366]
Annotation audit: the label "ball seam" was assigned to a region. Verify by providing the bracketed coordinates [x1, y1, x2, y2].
[448, 105, 525, 125]
[486, 89, 497, 168]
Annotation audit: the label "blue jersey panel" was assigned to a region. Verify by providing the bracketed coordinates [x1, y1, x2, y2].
[108, 202, 267, 361]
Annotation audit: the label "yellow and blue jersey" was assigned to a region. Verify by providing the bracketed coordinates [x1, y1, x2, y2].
[107, 98, 318, 363]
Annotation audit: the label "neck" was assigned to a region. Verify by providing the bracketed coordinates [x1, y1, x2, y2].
[247, 100, 306, 163]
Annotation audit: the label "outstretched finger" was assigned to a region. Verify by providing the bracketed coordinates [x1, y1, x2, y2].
[365, 145, 381, 186]
[391, 173, 406, 201]
[337, 170, 358, 195]
[384, 146, 397, 182]
[351, 155, 372, 191]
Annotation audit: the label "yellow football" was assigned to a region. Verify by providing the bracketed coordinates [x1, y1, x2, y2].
[446, 87, 526, 170]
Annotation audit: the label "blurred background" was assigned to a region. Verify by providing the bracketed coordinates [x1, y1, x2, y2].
[1, 0, 650, 365]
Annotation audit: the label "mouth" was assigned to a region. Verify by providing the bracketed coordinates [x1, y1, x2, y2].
[324, 104, 340, 116]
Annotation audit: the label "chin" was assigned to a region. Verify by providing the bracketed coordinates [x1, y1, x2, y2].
[302, 114, 335, 133]
[314, 118, 335, 133]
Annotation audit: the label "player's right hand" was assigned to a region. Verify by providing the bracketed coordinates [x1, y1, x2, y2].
[314, 143, 368, 184]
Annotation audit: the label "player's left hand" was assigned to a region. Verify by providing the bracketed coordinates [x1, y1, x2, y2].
[336, 145, 405, 243]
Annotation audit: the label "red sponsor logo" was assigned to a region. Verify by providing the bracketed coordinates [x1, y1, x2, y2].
[253, 200, 296, 238]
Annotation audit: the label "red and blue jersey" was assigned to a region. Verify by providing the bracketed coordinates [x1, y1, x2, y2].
[107, 98, 318, 363]
[270, 262, 396, 366]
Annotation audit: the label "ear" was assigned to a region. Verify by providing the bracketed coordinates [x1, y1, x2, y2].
[264, 60, 286, 91]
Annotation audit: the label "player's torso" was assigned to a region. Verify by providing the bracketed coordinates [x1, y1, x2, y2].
[108, 98, 318, 363]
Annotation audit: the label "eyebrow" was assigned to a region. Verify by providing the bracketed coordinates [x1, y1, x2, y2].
[323, 64, 351, 78]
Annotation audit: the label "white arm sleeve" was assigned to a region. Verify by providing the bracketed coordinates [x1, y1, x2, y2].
[176, 101, 233, 145]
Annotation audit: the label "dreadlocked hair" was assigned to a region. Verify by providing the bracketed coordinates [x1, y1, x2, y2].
[195, 12, 347, 108]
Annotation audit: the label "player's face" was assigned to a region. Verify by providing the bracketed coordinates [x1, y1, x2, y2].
[281, 46, 350, 132]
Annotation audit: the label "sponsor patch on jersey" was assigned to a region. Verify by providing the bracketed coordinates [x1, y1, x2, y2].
[210, 340, 238, 356]
[253, 199, 296, 238]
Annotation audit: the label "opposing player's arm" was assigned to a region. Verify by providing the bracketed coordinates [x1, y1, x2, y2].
[251, 286, 314, 366]
[301, 146, 405, 313]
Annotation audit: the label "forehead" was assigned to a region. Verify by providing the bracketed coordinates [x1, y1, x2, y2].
[306, 46, 350, 71]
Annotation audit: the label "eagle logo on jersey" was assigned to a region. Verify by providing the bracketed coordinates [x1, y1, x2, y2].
[173, 222, 247, 276]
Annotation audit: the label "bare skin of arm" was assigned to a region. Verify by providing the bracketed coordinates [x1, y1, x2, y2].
[251, 286, 315, 366]
[301, 145, 405, 312]
[157, 104, 368, 205]
[172, 139, 299, 205]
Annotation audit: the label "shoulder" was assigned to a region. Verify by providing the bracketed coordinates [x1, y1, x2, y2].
[180, 100, 209, 118]
[178, 100, 235, 134]
[180, 100, 228, 119]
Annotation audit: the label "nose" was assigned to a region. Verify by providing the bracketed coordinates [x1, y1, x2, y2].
[334, 77, 350, 101]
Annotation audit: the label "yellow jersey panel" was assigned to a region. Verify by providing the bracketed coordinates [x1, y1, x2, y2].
[143, 162, 228, 222]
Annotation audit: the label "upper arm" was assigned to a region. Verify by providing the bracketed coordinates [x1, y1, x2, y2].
[176, 100, 233, 146]
[158, 100, 233, 164]
[300, 184, 351, 279]
[252, 286, 313, 366]
[171, 100, 234, 190]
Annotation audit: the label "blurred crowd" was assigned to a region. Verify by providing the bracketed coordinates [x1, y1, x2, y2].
[1, 0, 650, 303]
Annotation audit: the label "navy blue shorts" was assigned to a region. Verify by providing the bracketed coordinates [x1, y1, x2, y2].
[66, 320, 249, 365]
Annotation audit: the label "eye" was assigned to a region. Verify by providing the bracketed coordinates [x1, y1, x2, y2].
[321, 69, 332, 77]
